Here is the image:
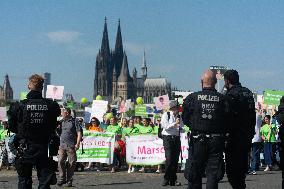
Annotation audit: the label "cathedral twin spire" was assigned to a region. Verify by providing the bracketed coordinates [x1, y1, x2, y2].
[101, 17, 110, 57]
[115, 19, 123, 56]
[95, 17, 147, 99]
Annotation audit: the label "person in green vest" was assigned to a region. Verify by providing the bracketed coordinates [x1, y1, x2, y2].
[138, 118, 154, 173]
[260, 115, 277, 171]
[124, 118, 139, 173]
[134, 116, 143, 130]
[105, 117, 124, 173]
[138, 118, 153, 134]
[105, 117, 121, 134]
[123, 119, 139, 137]
[100, 113, 112, 131]
[120, 118, 128, 136]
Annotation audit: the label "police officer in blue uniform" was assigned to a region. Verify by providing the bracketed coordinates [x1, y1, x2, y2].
[223, 70, 255, 189]
[182, 70, 229, 189]
[8, 74, 60, 189]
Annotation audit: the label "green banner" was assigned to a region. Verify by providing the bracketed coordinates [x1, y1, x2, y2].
[66, 101, 75, 109]
[264, 90, 284, 105]
[135, 105, 148, 118]
[77, 148, 110, 158]
[76, 132, 115, 163]
[0, 129, 6, 140]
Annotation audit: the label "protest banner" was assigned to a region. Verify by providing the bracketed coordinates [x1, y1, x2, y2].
[91, 100, 108, 122]
[0, 107, 7, 121]
[135, 105, 148, 118]
[264, 90, 284, 105]
[76, 131, 115, 164]
[125, 134, 188, 165]
[46, 85, 64, 100]
[154, 95, 169, 110]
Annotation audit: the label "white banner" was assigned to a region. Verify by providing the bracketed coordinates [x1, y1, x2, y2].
[76, 131, 115, 164]
[125, 133, 189, 165]
[46, 85, 64, 100]
[0, 107, 7, 121]
[91, 100, 108, 122]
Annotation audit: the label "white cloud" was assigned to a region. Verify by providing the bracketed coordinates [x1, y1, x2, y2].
[124, 42, 154, 56]
[46, 31, 81, 43]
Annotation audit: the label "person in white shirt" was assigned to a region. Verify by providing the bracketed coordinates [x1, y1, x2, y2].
[249, 110, 263, 175]
[161, 100, 183, 186]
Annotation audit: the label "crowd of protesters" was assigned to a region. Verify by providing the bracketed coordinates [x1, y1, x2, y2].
[0, 98, 283, 186]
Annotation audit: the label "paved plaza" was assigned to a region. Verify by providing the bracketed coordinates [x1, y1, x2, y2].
[0, 169, 281, 189]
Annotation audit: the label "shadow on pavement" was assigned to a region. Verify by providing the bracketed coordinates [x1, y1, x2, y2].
[84, 181, 142, 186]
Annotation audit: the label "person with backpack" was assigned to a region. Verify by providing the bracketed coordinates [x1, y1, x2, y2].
[223, 70, 256, 189]
[7, 74, 61, 189]
[161, 100, 183, 186]
[57, 108, 82, 187]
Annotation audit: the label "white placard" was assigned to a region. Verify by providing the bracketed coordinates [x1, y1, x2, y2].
[154, 95, 170, 110]
[46, 85, 64, 100]
[91, 100, 108, 122]
[0, 107, 7, 121]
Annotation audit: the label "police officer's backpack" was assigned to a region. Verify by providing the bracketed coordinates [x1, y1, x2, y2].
[231, 87, 256, 138]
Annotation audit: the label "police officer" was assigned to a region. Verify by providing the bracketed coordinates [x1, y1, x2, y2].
[223, 70, 255, 189]
[7, 74, 60, 189]
[275, 96, 284, 188]
[182, 70, 229, 189]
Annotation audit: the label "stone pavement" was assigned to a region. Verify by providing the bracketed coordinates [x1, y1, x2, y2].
[0, 169, 281, 189]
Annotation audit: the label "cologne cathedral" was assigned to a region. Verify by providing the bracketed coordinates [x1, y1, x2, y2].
[94, 18, 171, 103]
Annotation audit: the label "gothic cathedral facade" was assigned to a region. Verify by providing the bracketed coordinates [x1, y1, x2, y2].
[94, 18, 171, 103]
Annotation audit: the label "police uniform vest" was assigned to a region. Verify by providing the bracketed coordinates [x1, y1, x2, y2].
[18, 98, 54, 141]
[190, 88, 227, 134]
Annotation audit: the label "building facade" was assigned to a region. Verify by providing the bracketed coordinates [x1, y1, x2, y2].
[0, 74, 13, 101]
[94, 18, 171, 103]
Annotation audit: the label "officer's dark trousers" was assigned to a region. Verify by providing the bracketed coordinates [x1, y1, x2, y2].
[226, 133, 249, 189]
[15, 143, 54, 189]
[163, 135, 181, 183]
[187, 136, 224, 189]
[279, 139, 284, 189]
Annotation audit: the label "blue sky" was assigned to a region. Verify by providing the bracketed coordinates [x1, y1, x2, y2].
[0, 0, 284, 100]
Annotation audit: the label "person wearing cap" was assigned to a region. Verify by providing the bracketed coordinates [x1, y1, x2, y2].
[182, 70, 230, 189]
[160, 100, 183, 186]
